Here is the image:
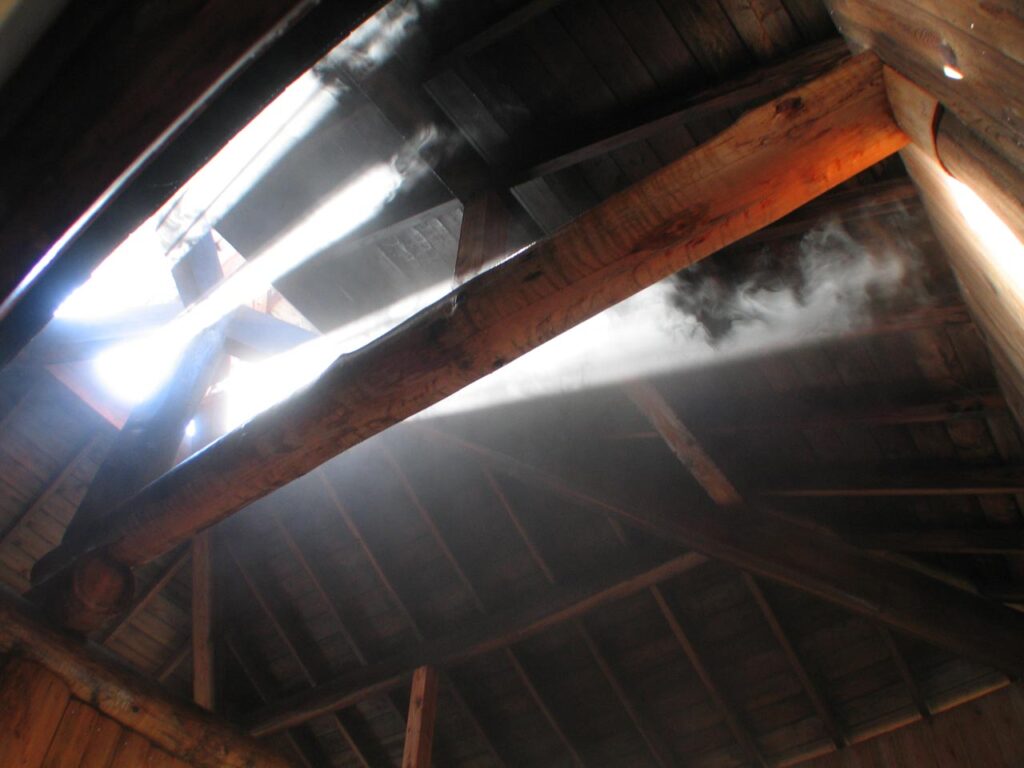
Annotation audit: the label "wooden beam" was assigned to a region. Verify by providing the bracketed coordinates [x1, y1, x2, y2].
[849, 529, 1024, 553]
[504, 648, 587, 767]
[481, 461, 674, 767]
[37, 53, 907, 608]
[454, 190, 511, 283]
[0, 435, 104, 553]
[512, 38, 851, 183]
[0, 0, 389, 368]
[758, 464, 1024, 497]
[401, 666, 439, 768]
[225, 633, 328, 768]
[652, 586, 768, 768]
[608, 389, 1007, 439]
[624, 382, 743, 507]
[0, 588, 292, 768]
[246, 552, 708, 736]
[156, 638, 191, 684]
[878, 627, 932, 720]
[100, 546, 189, 644]
[224, 535, 376, 768]
[744, 575, 847, 750]
[424, 0, 569, 77]
[413, 422, 1024, 677]
[192, 531, 215, 710]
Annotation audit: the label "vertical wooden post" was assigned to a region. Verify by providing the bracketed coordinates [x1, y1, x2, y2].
[453, 190, 510, 284]
[401, 666, 440, 768]
[192, 531, 215, 710]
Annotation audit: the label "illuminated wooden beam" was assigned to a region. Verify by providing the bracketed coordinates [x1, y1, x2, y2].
[35, 53, 907, 629]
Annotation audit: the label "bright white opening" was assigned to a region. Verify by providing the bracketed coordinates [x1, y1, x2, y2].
[943, 64, 964, 80]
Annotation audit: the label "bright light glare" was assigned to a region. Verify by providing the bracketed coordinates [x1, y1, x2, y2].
[157, 72, 339, 259]
[94, 328, 190, 404]
[87, 164, 400, 407]
[218, 280, 449, 430]
[55, 227, 181, 320]
[943, 64, 964, 80]
[946, 175, 1024, 290]
[174, 164, 403, 342]
[185, 419, 197, 439]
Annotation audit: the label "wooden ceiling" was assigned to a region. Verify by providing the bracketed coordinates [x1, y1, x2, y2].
[2, 0, 1024, 767]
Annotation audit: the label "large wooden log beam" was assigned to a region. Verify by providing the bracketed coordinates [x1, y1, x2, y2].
[0, 588, 294, 768]
[34, 53, 907, 624]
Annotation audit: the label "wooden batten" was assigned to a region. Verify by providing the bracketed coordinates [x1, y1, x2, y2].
[0, 589, 293, 768]
[401, 666, 440, 768]
[36, 53, 909, 614]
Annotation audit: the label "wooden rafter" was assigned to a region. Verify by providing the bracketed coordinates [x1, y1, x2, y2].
[247, 552, 708, 735]
[401, 666, 440, 768]
[34, 55, 907, 624]
[758, 464, 1024, 497]
[744, 575, 847, 750]
[414, 424, 1024, 676]
[651, 586, 767, 768]
[192, 531, 215, 710]
[223, 536, 376, 768]
[100, 546, 189, 644]
[480, 462, 675, 767]
[878, 627, 932, 721]
[0, 435, 104, 555]
[155, 638, 191, 684]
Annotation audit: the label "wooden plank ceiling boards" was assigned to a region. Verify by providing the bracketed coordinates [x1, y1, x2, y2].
[3, 0, 1024, 766]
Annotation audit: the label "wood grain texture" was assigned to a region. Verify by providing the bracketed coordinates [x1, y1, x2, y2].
[0, 592, 294, 768]
[401, 666, 439, 768]
[0, 658, 70, 768]
[45, 53, 907, 585]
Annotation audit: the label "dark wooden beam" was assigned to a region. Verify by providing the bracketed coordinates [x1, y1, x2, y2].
[607, 389, 1006, 439]
[652, 586, 768, 768]
[424, 0, 570, 78]
[0, 435, 104, 554]
[744, 575, 847, 750]
[849, 529, 1024, 553]
[100, 546, 189, 645]
[877, 627, 931, 721]
[758, 464, 1024, 497]
[401, 666, 439, 768]
[192, 531, 216, 710]
[454, 190, 511, 283]
[413, 418, 1024, 677]
[511, 38, 851, 183]
[624, 382, 743, 507]
[156, 638, 191, 684]
[0, 0, 389, 367]
[246, 552, 708, 735]
[224, 536, 376, 768]
[481, 465, 674, 767]
[36, 54, 906, 611]
[225, 633, 329, 768]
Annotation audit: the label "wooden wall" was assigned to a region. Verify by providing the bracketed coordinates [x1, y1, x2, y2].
[803, 683, 1024, 767]
[825, 1, 1024, 429]
[0, 656, 192, 767]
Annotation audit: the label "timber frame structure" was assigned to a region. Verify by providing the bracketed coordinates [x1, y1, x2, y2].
[2, 0, 1024, 766]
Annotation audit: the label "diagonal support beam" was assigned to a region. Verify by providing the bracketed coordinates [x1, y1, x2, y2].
[414, 421, 1024, 678]
[35, 54, 908, 628]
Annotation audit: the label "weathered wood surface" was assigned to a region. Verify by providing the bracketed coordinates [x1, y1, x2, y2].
[0, 589, 294, 768]
[826, 0, 1024, 170]
[401, 666, 439, 768]
[39, 53, 907, 594]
